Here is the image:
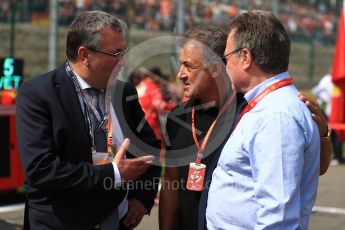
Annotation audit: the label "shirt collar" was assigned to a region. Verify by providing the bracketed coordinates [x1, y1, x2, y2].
[74, 72, 92, 90]
[244, 71, 290, 103]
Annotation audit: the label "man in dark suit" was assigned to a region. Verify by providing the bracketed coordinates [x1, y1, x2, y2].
[16, 11, 161, 230]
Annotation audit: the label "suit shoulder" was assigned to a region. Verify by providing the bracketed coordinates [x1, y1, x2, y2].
[22, 66, 65, 90]
[167, 100, 191, 122]
[113, 80, 135, 94]
[118, 80, 136, 92]
[169, 100, 190, 113]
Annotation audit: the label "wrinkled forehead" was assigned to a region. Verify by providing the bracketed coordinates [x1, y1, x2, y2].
[180, 41, 205, 61]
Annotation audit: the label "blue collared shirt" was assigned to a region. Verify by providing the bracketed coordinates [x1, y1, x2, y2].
[206, 72, 320, 230]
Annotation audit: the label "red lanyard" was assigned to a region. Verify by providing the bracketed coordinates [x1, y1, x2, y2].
[233, 78, 293, 131]
[192, 92, 236, 164]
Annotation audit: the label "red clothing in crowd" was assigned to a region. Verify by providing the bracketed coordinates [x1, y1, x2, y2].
[136, 78, 175, 141]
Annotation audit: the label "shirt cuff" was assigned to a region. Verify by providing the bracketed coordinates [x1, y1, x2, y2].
[112, 162, 122, 188]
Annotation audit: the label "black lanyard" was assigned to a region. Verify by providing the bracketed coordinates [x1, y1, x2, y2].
[64, 61, 109, 149]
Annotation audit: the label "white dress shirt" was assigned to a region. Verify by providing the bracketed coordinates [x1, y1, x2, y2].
[75, 74, 128, 219]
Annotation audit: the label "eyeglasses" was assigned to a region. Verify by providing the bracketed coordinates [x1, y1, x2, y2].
[85, 46, 128, 60]
[223, 47, 243, 62]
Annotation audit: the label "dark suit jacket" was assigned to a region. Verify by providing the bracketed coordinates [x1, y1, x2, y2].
[16, 65, 161, 229]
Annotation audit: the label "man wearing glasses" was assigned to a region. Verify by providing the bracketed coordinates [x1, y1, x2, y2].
[160, 24, 330, 230]
[206, 11, 321, 229]
[16, 11, 160, 230]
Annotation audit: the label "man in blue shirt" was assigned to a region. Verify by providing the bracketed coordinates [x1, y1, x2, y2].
[206, 11, 320, 229]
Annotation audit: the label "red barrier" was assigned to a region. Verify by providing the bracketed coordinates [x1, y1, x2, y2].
[0, 105, 24, 190]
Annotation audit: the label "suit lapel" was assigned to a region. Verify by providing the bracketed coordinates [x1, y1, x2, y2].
[53, 66, 91, 149]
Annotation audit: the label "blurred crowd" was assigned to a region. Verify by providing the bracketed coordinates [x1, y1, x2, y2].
[129, 67, 180, 147]
[0, 0, 340, 45]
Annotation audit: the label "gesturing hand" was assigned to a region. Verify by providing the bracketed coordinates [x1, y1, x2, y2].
[113, 138, 155, 182]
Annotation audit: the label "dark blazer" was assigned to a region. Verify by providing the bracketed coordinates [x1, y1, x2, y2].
[16, 65, 161, 229]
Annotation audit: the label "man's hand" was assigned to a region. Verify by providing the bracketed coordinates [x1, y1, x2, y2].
[298, 92, 328, 137]
[114, 138, 154, 182]
[122, 198, 147, 229]
[298, 92, 331, 175]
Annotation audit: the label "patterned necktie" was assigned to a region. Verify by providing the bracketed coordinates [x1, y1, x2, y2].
[87, 88, 107, 152]
[198, 95, 247, 230]
[87, 88, 119, 230]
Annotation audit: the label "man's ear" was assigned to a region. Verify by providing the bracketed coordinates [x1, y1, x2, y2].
[240, 48, 253, 70]
[77, 46, 90, 66]
[209, 62, 222, 78]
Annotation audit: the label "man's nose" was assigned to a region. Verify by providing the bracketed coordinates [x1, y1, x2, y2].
[177, 66, 187, 79]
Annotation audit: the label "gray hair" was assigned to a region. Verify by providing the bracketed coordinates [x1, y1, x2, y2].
[66, 11, 127, 60]
[229, 10, 290, 74]
[182, 25, 228, 68]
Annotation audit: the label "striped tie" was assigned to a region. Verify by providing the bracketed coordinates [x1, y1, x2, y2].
[87, 88, 119, 230]
[87, 88, 107, 152]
